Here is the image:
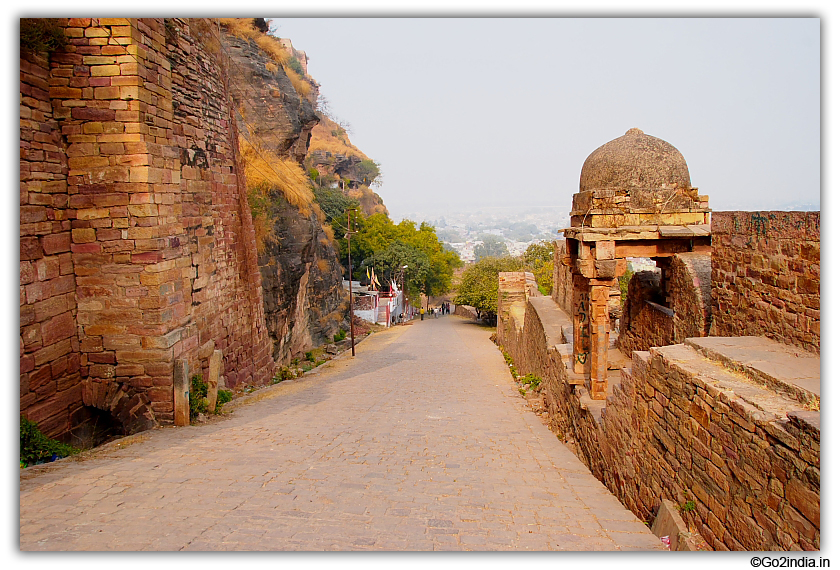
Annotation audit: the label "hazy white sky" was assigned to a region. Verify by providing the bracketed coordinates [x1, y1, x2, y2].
[273, 17, 820, 222]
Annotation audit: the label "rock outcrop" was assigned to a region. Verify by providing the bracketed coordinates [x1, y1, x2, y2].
[220, 25, 348, 363]
[224, 33, 318, 163]
[258, 198, 347, 363]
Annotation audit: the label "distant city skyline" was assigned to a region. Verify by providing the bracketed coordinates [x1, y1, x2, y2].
[274, 17, 820, 222]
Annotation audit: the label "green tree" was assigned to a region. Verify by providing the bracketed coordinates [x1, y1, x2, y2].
[362, 241, 431, 300]
[522, 241, 555, 296]
[618, 268, 634, 304]
[313, 187, 360, 237]
[454, 256, 523, 322]
[474, 234, 509, 260]
[357, 159, 382, 188]
[339, 213, 461, 302]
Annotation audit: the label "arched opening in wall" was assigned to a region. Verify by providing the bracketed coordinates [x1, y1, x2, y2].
[617, 257, 660, 331]
[67, 405, 126, 449]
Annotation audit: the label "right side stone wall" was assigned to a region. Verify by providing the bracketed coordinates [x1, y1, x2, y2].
[498, 269, 820, 551]
[710, 211, 820, 354]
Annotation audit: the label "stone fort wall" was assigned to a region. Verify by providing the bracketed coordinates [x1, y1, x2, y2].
[496, 214, 820, 550]
[710, 211, 820, 354]
[20, 18, 275, 441]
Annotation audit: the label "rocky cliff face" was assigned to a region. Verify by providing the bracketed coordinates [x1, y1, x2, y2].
[224, 34, 318, 162]
[221, 25, 348, 364]
[258, 199, 347, 363]
[305, 115, 388, 218]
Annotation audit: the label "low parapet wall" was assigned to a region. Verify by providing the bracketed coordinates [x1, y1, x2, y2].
[711, 211, 819, 354]
[454, 305, 478, 320]
[497, 272, 820, 550]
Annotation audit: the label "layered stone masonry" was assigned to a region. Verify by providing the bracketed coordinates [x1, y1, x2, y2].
[497, 272, 819, 551]
[20, 49, 82, 438]
[617, 269, 674, 355]
[618, 252, 711, 356]
[20, 18, 275, 438]
[711, 211, 819, 354]
[551, 239, 573, 315]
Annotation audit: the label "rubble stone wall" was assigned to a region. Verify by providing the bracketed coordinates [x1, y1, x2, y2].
[453, 305, 477, 320]
[711, 211, 820, 354]
[20, 18, 275, 439]
[670, 252, 712, 342]
[497, 272, 819, 550]
[602, 346, 819, 551]
[617, 270, 674, 355]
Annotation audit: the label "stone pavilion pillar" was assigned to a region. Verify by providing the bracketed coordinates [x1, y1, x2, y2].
[572, 275, 590, 375]
[588, 283, 611, 399]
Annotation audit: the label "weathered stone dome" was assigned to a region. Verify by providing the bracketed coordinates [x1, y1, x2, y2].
[579, 128, 691, 192]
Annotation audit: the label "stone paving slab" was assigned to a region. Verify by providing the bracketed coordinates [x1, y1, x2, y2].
[20, 315, 665, 552]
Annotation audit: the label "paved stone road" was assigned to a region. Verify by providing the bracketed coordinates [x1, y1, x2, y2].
[20, 315, 664, 551]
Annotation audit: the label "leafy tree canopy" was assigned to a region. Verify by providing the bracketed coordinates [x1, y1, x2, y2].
[522, 241, 555, 295]
[313, 187, 360, 231]
[357, 159, 382, 188]
[339, 213, 461, 301]
[455, 240, 557, 316]
[453, 256, 523, 318]
[361, 241, 431, 298]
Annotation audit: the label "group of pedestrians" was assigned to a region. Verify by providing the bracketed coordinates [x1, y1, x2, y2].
[420, 301, 452, 320]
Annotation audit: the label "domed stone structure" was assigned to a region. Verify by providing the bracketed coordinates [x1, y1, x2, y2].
[579, 128, 691, 193]
[559, 128, 713, 400]
[570, 128, 709, 228]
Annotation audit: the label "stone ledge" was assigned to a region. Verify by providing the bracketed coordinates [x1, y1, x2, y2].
[651, 342, 818, 427]
[685, 336, 819, 407]
[565, 223, 711, 242]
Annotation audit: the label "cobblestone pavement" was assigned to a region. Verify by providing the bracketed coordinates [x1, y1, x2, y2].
[20, 316, 665, 551]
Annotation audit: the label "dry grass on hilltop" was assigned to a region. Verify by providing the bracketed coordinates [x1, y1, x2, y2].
[240, 134, 316, 253]
[219, 18, 312, 99]
[309, 114, 369, 160]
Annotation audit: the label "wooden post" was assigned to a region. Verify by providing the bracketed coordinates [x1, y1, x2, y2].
[346, 209, 356, 357]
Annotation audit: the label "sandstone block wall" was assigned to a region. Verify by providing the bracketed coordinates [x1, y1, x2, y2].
[551, 239, 573, 314]
[166, 19, 274, 388]
[20, 18, 275, 439]
[453, 305, 477, 320]
[601, 346, 819, 551]
[497, 271, 527, 318]
[711, 211, 819, 354]
[670, 252, 712, 341]
[21, 49, 82, 438]
[617, 270, 674, 355]
[497, 272, 819, 551]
